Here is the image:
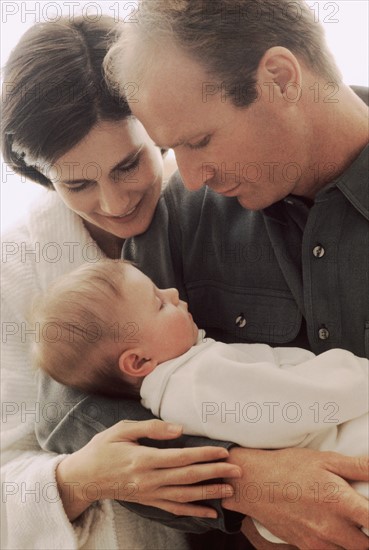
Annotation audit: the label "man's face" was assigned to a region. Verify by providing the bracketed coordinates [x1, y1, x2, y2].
[129, 43, 311, 210]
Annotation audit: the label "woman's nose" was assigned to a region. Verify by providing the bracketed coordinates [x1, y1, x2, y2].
[98, 181, 130, 216]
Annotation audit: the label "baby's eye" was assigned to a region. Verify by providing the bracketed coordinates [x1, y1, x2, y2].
[157, 296, 165, 310]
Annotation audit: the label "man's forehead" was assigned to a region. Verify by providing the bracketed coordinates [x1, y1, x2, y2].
[130, 56, 217, 147]
[138, 51, 206, 98]
[131, 98, 210, 149]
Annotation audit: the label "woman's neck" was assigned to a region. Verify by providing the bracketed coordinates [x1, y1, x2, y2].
[84, 221, 125, 259]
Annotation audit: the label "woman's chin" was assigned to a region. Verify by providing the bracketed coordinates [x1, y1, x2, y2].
[88, 207, 149, 241]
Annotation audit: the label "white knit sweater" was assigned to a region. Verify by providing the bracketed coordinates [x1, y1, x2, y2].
[0, 191, 189, 550]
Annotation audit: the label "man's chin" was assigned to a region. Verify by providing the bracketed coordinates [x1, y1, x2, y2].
[237, 196, 264, 211]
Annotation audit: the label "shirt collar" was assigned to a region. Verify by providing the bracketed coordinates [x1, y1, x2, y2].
[264, 142, 369, 223]
[331, 142, 369, 221]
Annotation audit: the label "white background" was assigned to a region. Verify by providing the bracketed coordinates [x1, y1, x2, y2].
[1, 0, 368, 232]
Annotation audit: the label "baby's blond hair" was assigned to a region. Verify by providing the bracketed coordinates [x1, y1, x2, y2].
[32, 259, 140, 399]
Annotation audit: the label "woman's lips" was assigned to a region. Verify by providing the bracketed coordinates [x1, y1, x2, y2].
[112, 205, 138, 218]
[100, 201, 141, 222]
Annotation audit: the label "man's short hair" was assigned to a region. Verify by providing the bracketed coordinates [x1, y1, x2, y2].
[116, 0, 341, 107]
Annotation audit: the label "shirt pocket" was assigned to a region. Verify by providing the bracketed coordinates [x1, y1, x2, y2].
[186, 281, 301, 345]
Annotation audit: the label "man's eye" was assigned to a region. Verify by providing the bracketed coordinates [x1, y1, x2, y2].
[188, 135, 211, 150]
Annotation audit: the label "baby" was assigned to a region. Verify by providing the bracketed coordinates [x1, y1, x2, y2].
[33, 259, 369, 543]
[32, 259, 199, 399]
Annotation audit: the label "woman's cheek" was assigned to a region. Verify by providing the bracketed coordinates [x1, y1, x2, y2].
[53, 185, 94, 217]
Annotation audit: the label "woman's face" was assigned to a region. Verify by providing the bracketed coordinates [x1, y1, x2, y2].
[48, 118, 163, 239]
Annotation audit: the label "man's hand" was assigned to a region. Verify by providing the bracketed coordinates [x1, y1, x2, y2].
[222, 447, 369, 550]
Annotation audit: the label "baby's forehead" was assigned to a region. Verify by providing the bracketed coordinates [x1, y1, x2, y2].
[123, 263, 152, 285]
[121, 266, 160, 309]
[56, 260, 128, 304]
[69, 261, 153, 310]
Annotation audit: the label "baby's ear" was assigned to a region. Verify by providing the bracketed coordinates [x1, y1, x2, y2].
[118, 349, 157, 377]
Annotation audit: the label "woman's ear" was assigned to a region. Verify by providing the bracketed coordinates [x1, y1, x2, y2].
[256, 46, 302, 97]
[118, 349, 158, 378]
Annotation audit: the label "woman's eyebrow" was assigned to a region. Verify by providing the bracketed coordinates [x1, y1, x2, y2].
[110, 151, 138, 173]
[60, 150, 143, 184]
[110, 145, 144, 173]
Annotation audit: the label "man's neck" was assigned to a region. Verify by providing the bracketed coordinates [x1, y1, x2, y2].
[303, 83, 369, 198]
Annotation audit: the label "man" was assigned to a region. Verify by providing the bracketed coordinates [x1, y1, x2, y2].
[107, 0, 369, 547]
[38, 1, 369, 548]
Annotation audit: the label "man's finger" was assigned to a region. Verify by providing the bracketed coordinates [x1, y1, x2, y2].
[326, 453, 369, 481]
[152, 446, 232, 468]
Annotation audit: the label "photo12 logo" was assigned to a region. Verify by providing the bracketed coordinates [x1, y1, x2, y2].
[1, 2, 140, 24]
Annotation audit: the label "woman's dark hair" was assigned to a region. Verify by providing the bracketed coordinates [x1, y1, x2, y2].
[1, 16, 130, 187]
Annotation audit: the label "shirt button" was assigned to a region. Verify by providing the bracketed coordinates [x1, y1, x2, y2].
[235, 314, 246, 328]
[318, 327, 330, 340]
[313, 245, 325, 258]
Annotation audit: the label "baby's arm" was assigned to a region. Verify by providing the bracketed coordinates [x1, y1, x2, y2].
[156, 344, 369, 449]
[151, 344, 368, 546]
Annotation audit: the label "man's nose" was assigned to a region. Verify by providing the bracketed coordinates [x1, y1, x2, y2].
[175, 153, 217, 191]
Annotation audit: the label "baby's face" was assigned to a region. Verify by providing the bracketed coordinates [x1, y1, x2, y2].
[119, 265, 199, 363]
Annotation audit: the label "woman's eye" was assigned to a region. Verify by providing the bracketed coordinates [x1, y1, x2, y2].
[188, 135, 211, 150]
[116, 156, 140, 174]
[65, 156, 141, 190]
[65, 182, 91, 193]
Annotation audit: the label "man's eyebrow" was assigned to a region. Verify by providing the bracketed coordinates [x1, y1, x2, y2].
[155, 138, 185, 150]
[156, 132, 208, 150]
[60, 150, 141, 184]
[156, 132, 203, 149]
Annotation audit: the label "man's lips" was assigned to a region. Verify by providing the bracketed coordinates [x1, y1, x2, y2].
[213, 183, 242, 197]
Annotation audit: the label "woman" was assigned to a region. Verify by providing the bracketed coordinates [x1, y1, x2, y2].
[0, 17, 241, 549]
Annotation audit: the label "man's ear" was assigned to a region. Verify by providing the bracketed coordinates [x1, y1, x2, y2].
[256, 46, 302, 97]
[118, 349, 157, 378]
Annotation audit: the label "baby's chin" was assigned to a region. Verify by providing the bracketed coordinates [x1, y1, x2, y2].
[193, 323, 199, 344]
